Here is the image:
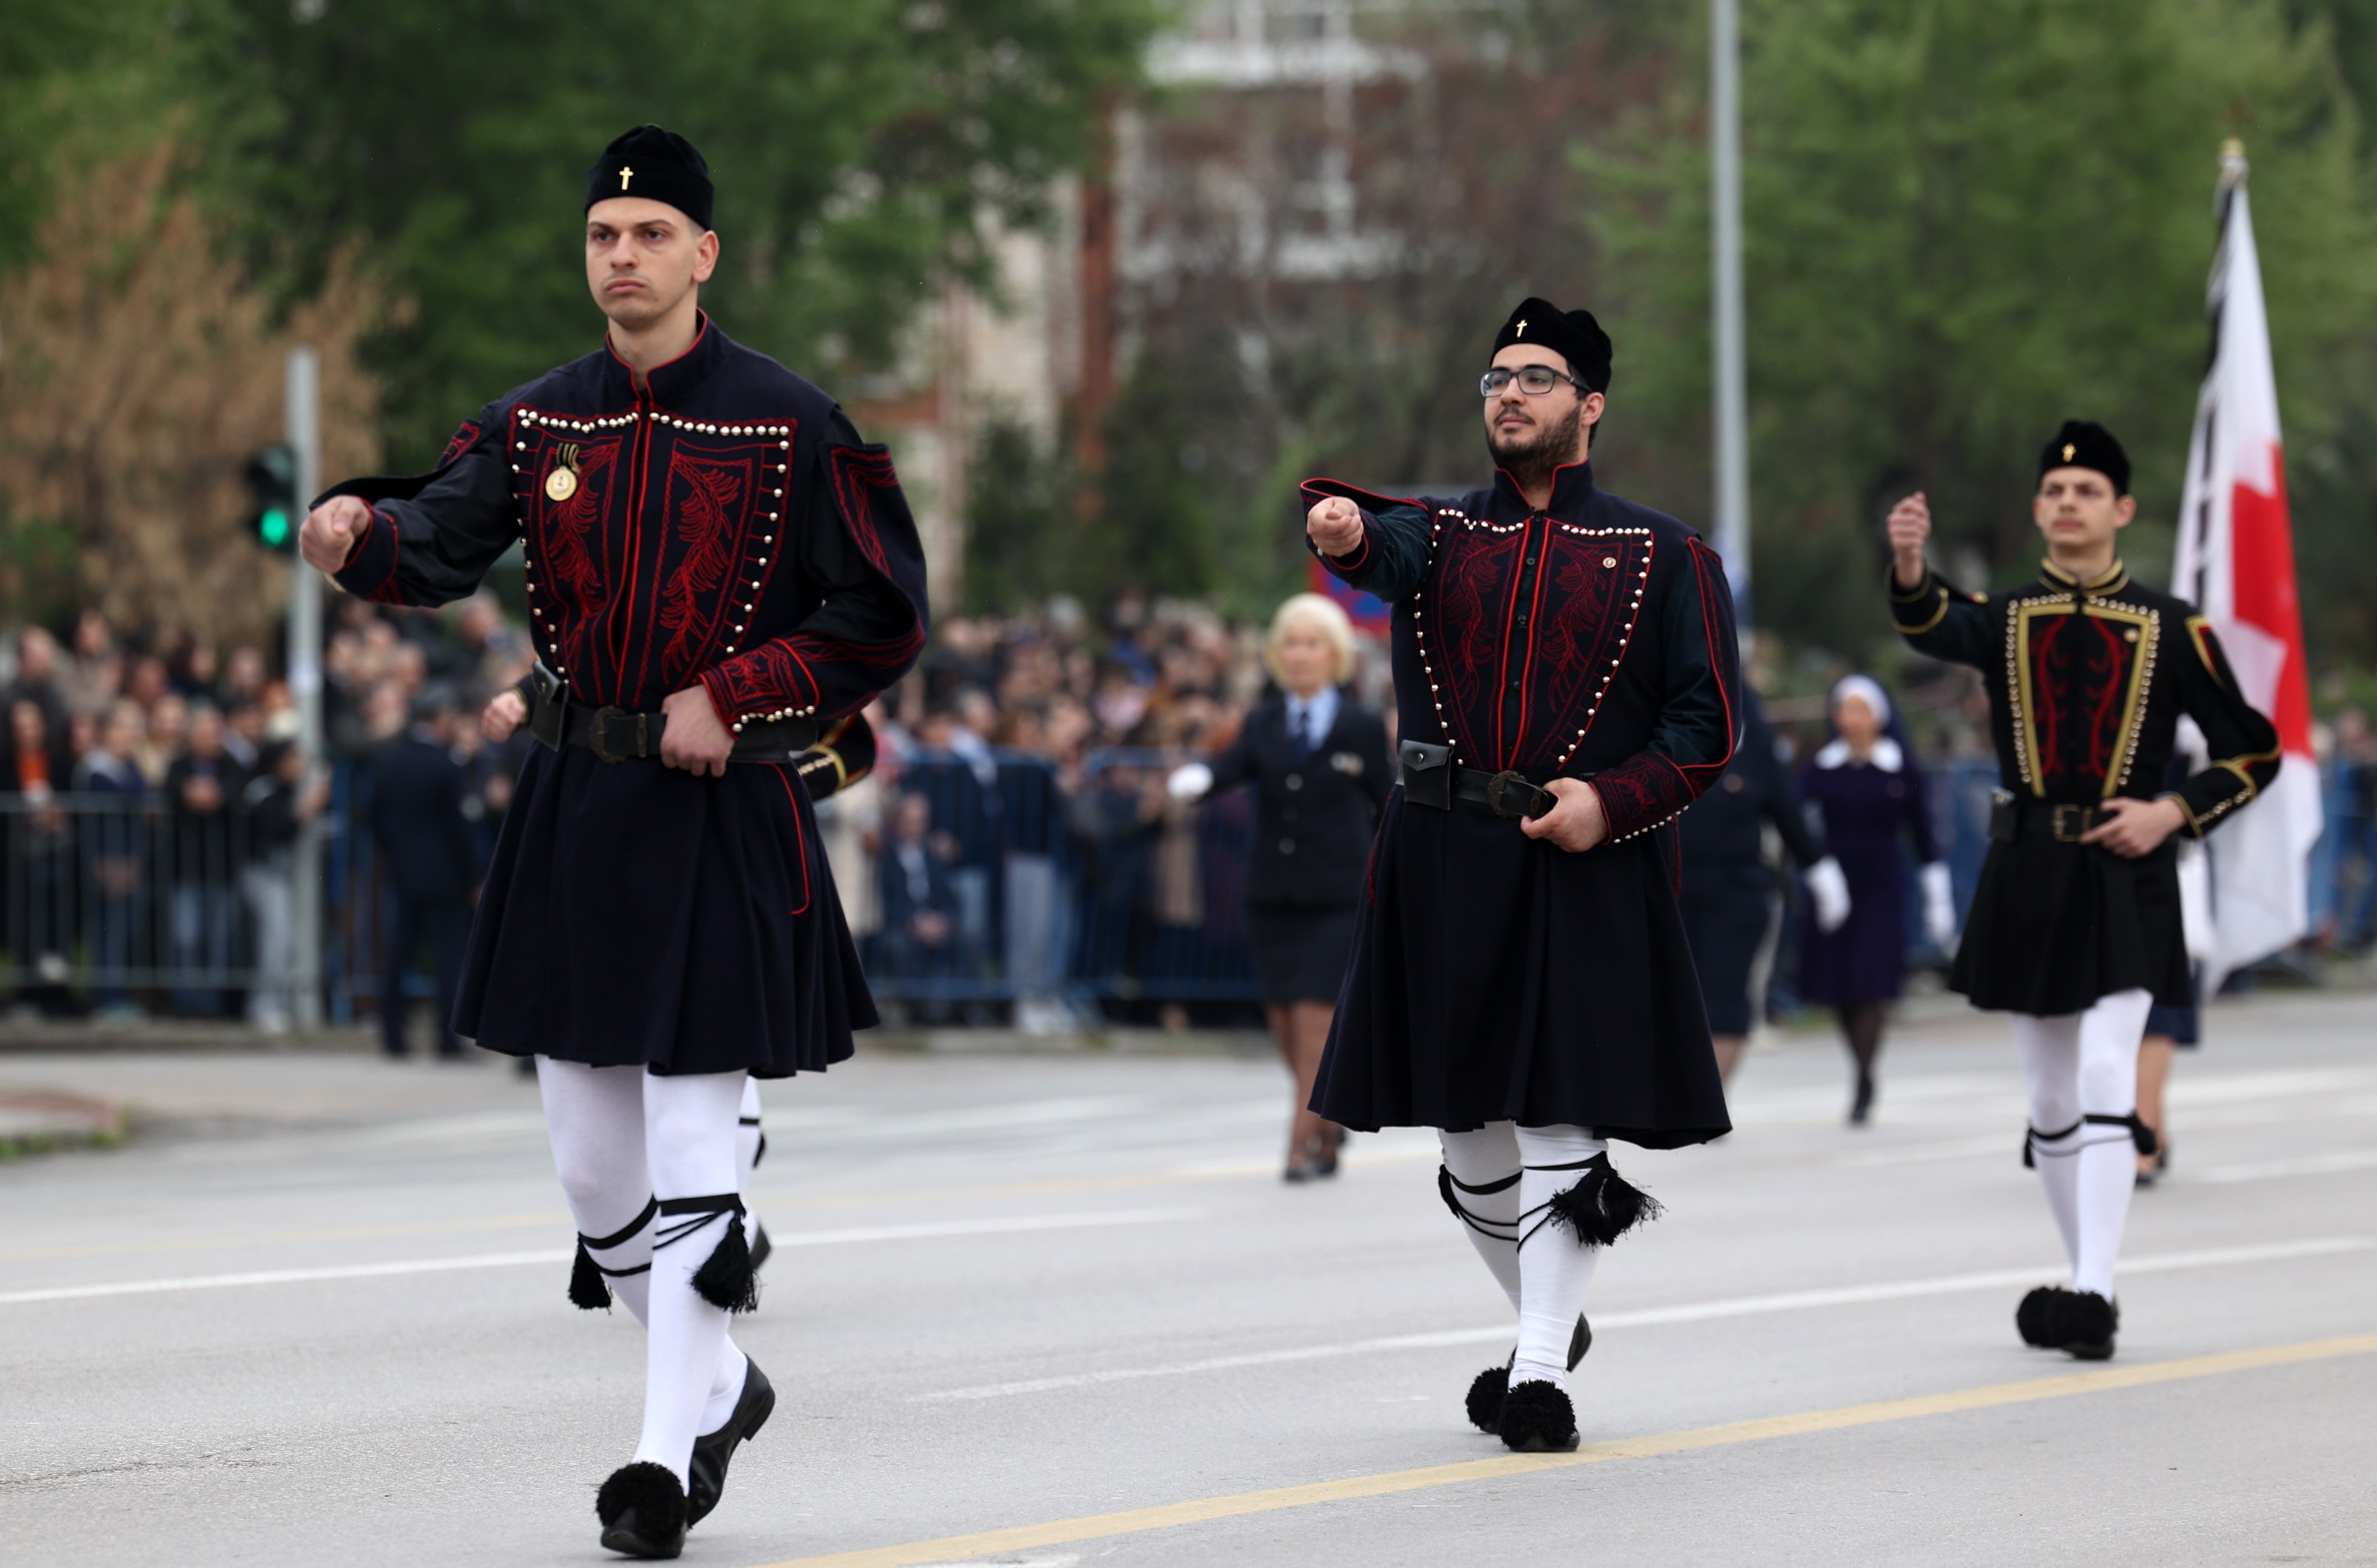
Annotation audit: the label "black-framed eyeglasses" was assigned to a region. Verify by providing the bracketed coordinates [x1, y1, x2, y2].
[1480, 364, 1585, 399]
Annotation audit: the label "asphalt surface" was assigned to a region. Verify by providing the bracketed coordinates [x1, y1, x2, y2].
[4, 993, 2374, 1567]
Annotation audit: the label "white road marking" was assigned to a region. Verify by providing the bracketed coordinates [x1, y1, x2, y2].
[920, 1235, 2373, 1401]
[1832, 1135, 2013, 1167]
[2196, 1150, 2377, 1184]
[0, 1208, 1202, 1307]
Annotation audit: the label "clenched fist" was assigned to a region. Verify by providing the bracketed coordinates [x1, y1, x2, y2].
[482, 688, 528, 743]
[1886, 492, 1931, 589]
[300, 495, 372, 574]
[1306, 495, 1365, 559]
[1518, 777, 1610, 854]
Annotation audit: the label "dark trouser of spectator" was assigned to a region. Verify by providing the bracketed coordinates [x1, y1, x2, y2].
[241, 862, 296, 1032]
[91, 880, 140, 1015]
[169, 880, 241, 1016]
[382, 895, 468, 1058]
[2345, 818, 2377, 946]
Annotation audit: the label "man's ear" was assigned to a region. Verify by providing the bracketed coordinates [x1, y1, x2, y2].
[693, 230, 720, 285]
[2114, 493, 2137, 530]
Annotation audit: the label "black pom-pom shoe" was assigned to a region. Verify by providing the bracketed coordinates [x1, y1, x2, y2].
[2050, 1290, 2118, 1361]
[2015, 1286, 2075, 1347]
[1466, 1315, 1592, 1434]
[687, 1358, 776, 1526]
[597, 1461, 687, 1559]
[1497, 1380, 1581, 1453]
[1466, 1359, 1511, 1434]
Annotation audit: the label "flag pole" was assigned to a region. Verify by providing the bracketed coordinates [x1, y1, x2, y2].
[1710, 0, 1751, 624]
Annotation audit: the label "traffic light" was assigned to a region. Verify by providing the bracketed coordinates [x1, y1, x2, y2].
[245, 442, 299, 552]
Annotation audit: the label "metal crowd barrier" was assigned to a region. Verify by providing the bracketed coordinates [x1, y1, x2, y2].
[0, 790, 284, 1016]
[860, 749, 1261, 1009]
[12, 754, 2363, 1024]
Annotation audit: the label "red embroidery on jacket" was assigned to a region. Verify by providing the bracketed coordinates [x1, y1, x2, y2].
[1593, 751, 1696, 841]
[657, 448, 757, 686]
[364, 510, 405, 604]
[827, 446, 901, 577]
[704, 643, 819, 722]
[2032, 612, 2130, 785]
[1421, 524, 1527, 761]
[1529, 532, 1648, 766]
[437, 420, 482, 469]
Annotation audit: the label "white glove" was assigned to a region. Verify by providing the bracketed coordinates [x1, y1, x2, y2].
[1806, 856, 1852, 934]
[1166, 762, 1214, 802]
[1921, 861, 1957, 950]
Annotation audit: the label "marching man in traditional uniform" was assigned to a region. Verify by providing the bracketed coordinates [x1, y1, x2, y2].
[1886, 421, 2276, 1362]
[1303, 299, 1740, 1453]
[299, 126, 927, 1557]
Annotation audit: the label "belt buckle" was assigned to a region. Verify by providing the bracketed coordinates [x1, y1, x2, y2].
[587, 706, 646, 764]
[1485, 770, 1550, 820]
[2050, 803, 2087, 841]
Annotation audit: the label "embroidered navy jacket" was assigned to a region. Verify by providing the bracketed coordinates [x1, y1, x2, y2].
[1303, 462, 1741, 843]
[324, 315, 927, 729]
[1890, 559, 2278, 835]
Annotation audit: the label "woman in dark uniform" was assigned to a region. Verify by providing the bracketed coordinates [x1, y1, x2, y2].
[1795, 675, 1958, 1124]
[1172, 593, 1392, 1180]
[1678, 688, 1844, 1083]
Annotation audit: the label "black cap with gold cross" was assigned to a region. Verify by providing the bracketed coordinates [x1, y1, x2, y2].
[586, 124, 714, 232]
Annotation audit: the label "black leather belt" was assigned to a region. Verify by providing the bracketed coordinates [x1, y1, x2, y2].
[1988, 790, 2113, 843]
[519, 663, 819, 764]
[1397, 739, 1559, 820]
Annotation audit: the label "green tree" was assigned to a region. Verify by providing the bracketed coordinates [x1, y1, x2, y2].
[964, 417, 1077, 613]
[175, 0, 1162, 466]
[1588, 0, 2377, 662]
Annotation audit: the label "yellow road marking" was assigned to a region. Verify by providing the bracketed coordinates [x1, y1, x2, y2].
[748, 1331, 2377, 1568]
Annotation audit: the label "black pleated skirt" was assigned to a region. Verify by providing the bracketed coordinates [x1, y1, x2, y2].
[1952, 836, 2188, 1016]
[453, 745, 877, 1075]
[1311, 790, 1731, 1148]
[1244, 902, 1360, 1005]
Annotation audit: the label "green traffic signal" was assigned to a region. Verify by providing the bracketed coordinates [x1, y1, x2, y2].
[245, 442, 300, 553]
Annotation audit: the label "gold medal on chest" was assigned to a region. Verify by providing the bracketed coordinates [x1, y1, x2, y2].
[545, 443, 581, 503]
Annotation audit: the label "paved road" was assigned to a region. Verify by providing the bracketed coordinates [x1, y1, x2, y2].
[5, 994, 2374, 1567]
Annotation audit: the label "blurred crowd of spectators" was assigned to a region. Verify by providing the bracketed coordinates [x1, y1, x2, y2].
[10, 582, 2377, 1032]
[0, 596, 532, 1028]
[823, 589, 1372, 1027]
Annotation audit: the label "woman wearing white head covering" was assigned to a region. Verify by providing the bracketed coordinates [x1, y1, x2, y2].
[1794, 675, 1958, 1123]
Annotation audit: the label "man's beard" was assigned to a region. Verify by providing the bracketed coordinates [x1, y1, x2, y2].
[1487, 410, 1584, 495]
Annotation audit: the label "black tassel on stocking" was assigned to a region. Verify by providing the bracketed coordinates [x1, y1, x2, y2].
[690, 1216, 759, 1313]
[569, 1239, 613, 1311]
[1544, 1155, 1663, 1247]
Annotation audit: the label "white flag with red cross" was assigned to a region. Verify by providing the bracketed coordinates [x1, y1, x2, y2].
[2171, 143, 2321, 991]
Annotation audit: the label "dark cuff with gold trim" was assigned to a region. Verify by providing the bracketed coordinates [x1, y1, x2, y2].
[1886, 565, 1951, 634]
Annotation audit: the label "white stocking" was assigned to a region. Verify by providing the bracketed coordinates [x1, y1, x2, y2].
[1510, 1124, 1607, 1391]
[539, 1060, 751, 1479]
[2012, 1014, 2085, 1270]
[737, 1077, 766, 1216]
[2073, 990, 2153, 1298]
[633, 1071, 751, 1485]
[2013, 989, 2153, 1299]
[539, 1060, 657, 1323]
[1439, 1124, 1522, 1311]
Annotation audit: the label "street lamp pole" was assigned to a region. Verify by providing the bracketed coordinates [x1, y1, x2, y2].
[1710, 0, 1751, 623]
[286, 346, 326, 1030]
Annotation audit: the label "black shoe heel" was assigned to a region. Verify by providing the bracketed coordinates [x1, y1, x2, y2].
[686, 1359, 775, 1526]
